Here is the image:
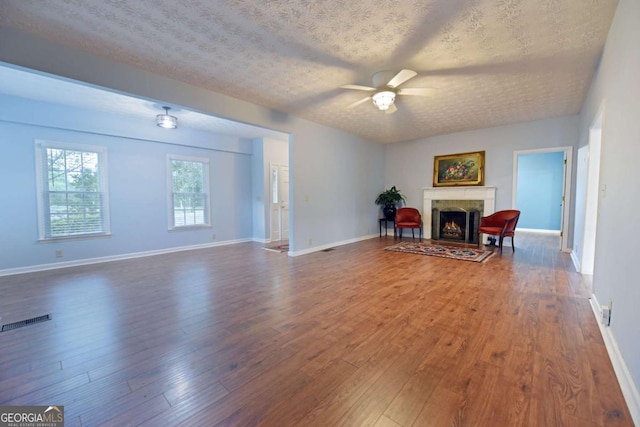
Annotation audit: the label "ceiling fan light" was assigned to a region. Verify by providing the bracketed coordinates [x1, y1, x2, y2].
[372, 91, 396, 111]
[156, 106, 178, 129]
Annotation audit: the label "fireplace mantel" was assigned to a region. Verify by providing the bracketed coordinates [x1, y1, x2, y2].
[423, 186, 496, 239]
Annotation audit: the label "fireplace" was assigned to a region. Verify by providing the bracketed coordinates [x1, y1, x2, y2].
[423, 187, 496, 241]
[432, 208, 481, 243]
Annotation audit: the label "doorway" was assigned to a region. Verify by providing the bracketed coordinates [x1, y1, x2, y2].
[270, 164, 289, 242]
[513, 146, 573, 252]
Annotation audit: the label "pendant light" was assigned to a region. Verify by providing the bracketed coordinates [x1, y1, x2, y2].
[156, 106, 178, 129]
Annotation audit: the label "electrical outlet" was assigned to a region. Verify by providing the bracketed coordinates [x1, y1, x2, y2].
[602, 305, 611, 326]
[55, 249, 63, 258]
[308, 238, 312, 246]
[602, 300, 613, 326]
[211, 233, 216, 240]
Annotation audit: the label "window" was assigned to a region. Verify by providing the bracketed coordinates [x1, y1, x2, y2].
[168, 155, 210, 229]
[35, 141, 110, 240]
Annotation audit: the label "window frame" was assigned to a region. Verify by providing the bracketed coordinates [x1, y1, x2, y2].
[167, 154, 211, 231]
[35, 140, 111, 241]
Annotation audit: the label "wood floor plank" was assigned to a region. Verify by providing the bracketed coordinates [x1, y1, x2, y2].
[374, 414, 402, 427]
[54, 377, 133, 422]
[584, 339, 633, 426]
[498, 348, 535, 424]
[411, 387, 465, 427]
[0, 234, 633, 426]
[181, 369, 312, 426]
[334, 335, 442, 427]
[92, 394, 170, 427]
[256, 359, 357, 426]
[138, 379, 230, 426]
[1, 372, 90, 406]
[382, 328, 466, 426]
[294, 343, 406, 427]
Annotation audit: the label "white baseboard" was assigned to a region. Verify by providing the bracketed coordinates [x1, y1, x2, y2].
[289, 234, 378, 257]
[589, 295, 640, 425]
[518, 228, 561, 235]
[570, 250, 581, 272]
[0, 238, 253, 277]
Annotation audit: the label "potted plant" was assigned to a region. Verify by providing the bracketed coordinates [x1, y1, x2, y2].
[375, 186, 406, 220]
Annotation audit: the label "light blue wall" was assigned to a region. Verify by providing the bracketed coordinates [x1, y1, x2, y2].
[0, 95, 253, 271]
[251, 138, 266, 241]
[577, 0, 640, 404]
[290, 123, 385, 247]
[516, 151, 564, 230]
[0, 27, 386, 259]
[385, 116, 579, 244]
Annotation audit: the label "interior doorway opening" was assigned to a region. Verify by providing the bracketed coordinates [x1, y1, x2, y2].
[512, 146, 573, 252]
[270, 164, 289, 243]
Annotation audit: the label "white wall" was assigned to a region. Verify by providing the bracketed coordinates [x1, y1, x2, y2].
[577, 0, 640, 414]
[385, 116, 579, 242]
[573, 145, 589, 269]
[0, 27, 386, 256]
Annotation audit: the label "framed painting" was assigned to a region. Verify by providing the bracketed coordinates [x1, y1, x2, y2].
[433, 150, 485, 187]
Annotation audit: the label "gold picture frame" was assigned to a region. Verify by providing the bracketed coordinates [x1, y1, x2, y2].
[433, 150, 485, 187]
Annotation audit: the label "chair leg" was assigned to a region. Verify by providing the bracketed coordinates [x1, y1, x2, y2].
[511, 236, 515, 252]
[412, 229, 415, 239]
[499, 236, 504, 253]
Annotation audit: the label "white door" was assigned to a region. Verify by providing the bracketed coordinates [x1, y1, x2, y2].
[270, 164, 289, 242]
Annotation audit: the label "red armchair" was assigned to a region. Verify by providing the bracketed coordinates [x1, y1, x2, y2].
[477, 210, 520, 253]
[395, 207, 422, 241]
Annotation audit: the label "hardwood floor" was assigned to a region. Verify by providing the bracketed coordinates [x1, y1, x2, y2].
[0, 234, 633, 426]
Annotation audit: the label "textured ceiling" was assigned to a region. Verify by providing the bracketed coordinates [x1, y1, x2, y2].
[0, 66, 289, 141]
[0, 0, 619, 144]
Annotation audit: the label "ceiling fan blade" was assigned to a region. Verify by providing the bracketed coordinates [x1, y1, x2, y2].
[346, 96, 372, 109]
[386, 69, 417, 88]
[397, 87, 437, 96]
[385, 103, 398, 114]
[340, 84, 376, 92]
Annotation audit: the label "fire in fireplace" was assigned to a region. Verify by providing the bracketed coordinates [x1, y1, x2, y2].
[442, 219, 463, 239]
[432, 208, 480, 244]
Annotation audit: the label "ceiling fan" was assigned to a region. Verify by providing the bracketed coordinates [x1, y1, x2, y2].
[340, 69, 435, 114]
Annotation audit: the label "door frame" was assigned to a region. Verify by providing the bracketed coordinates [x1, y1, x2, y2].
[512, 146, 573, 252]
[581, 101, 605, 275]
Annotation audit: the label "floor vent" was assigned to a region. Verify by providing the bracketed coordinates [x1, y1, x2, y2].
[322, 248, 336, 252]
[1, 314, 52, 332]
